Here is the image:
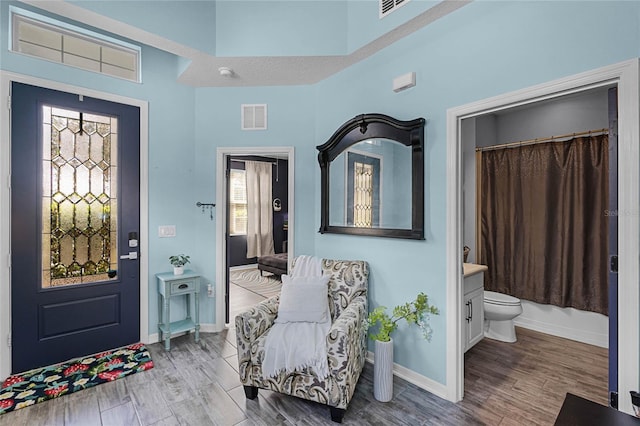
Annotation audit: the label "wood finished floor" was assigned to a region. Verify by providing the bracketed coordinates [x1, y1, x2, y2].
[0, 284, 608, 425]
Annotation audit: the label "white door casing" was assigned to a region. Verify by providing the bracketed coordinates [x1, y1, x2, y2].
[0, 71, 150, 379]
[445, 59, 640, 415]
[215, 147, 295, 330]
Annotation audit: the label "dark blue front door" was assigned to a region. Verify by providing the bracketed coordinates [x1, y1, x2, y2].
[11, 82, 140, 373]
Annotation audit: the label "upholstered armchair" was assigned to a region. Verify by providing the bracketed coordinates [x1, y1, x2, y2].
[235, 258, 369, 423]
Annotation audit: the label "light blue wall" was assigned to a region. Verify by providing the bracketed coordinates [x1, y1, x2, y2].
[2, 0, 640, 387]
[0, 0, 202, 336]
[193, 85, 317, 321]
[68, 0, 217, 56]
[313, 0, 640, 383]
[388, 141, 411, 229]
[346, 0, 437, 53]
[215, 0, 347, 56]
[58, 0, 441, 57]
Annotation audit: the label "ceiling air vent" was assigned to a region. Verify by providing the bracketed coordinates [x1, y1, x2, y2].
[380, 0, 410, 18]
[241, 104, 267, 130]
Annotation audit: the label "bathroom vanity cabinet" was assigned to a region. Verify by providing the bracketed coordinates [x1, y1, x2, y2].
[463, 264, 487, 353]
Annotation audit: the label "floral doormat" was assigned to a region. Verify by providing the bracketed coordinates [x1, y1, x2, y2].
[0, 343, 153, 415]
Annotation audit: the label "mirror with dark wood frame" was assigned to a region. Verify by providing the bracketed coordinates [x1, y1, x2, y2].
[317, 113, 425, 239]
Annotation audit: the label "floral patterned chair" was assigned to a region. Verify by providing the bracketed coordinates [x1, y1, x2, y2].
[235, 258, 369, 423]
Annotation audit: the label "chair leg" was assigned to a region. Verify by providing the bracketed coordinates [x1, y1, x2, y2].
[243, 385, 258, 399]
[330, 407, 345, 423]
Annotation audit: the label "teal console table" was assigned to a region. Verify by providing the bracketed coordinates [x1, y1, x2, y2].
[156, 270, 201, 351]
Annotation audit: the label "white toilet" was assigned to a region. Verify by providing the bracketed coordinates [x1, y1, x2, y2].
[483, 290, 523, 343]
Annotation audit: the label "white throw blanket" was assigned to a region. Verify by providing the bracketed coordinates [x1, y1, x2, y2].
[290, 254, 323, 277]
[262, 255, 331, 379]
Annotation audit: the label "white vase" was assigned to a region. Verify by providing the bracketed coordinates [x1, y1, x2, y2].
[373, 338, 394, 402]
[173, 266, 184, 275]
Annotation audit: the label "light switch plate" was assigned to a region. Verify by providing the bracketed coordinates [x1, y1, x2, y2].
[158, 225, 176, 237]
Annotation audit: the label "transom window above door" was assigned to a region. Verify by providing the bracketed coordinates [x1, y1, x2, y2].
[10, 7, 141, 83]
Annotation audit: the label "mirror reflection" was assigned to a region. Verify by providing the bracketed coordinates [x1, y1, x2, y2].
[329, 139, 411, 229]
[317, 113, 425, 240]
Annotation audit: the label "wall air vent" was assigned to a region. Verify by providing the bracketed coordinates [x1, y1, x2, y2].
[241, 104, 267, 130]
[380, 0, 410, 18]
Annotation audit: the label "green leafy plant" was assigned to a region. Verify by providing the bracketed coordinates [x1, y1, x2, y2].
[169, 254, 190, 267]
[366, 292, 439, 342]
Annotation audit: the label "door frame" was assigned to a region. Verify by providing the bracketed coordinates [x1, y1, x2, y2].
[215, 147, 295, 329]
[0, 71, 150, 379]
[445, 59, 640, 414]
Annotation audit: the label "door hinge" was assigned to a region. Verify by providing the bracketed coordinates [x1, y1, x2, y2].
[6, 333, 11, 348]
[7, 173, 10, 190]
[7, 252, 10, 269]
[610, 391, 618, 409]
[610, 255, 618, 273]
[6, 95, 10, 110]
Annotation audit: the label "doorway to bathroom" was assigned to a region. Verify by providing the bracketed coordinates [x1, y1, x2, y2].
[462, 85, 614, 403]
[445, 60, 640, 415]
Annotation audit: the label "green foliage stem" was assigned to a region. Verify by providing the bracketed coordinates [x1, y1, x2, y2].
[366, 292, 439, 342]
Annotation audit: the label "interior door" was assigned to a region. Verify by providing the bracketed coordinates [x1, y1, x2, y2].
[11, 82, 140, 373]
[607, 86, 619, 408]
[225, 156, 232, 324]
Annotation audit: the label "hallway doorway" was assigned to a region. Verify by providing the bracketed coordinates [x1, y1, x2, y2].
[214, 147, 294, 328]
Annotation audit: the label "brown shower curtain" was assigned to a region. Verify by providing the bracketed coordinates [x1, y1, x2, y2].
[479, 134, 609, 315]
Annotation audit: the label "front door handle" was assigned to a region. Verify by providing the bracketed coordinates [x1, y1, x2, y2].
[120, 251, 138, 260]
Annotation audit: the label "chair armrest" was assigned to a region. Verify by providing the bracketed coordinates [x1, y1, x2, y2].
[235, 295, 280, 346]
[326, 294, 368, 382]
[235, 295, 280, 383]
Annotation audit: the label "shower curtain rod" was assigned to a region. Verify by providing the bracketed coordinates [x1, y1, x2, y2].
[475, 127, 609, 152]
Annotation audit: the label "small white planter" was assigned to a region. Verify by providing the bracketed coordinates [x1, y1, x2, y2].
[373, 338, 394, 402]
[173, 266, 184, 275]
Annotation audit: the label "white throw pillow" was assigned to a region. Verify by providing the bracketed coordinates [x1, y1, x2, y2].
[275, 275, 330, 323]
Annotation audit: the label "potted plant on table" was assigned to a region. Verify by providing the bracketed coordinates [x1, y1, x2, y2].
[366, 292, 439, 402]
[169, 254, 190, 275]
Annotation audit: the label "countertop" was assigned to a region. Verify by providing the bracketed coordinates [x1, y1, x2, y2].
[463, 263, 488, 277]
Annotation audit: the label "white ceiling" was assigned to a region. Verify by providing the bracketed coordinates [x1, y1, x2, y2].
[23, 0, 470, 87]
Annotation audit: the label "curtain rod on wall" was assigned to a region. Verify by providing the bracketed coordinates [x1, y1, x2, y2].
[475, 127, 609, 152]
[230, 157, 281, 181]
[229, 158, 278, 164]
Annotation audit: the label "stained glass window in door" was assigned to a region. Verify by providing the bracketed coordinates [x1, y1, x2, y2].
[42, 105, 118, 288]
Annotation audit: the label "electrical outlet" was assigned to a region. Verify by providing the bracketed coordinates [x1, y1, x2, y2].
[207, 284, 215, 298]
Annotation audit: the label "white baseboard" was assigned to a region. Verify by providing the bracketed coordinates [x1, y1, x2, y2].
[147, 323, 218, 344]
[366, 351, 448, 400]
[514, 317, 608, 348]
